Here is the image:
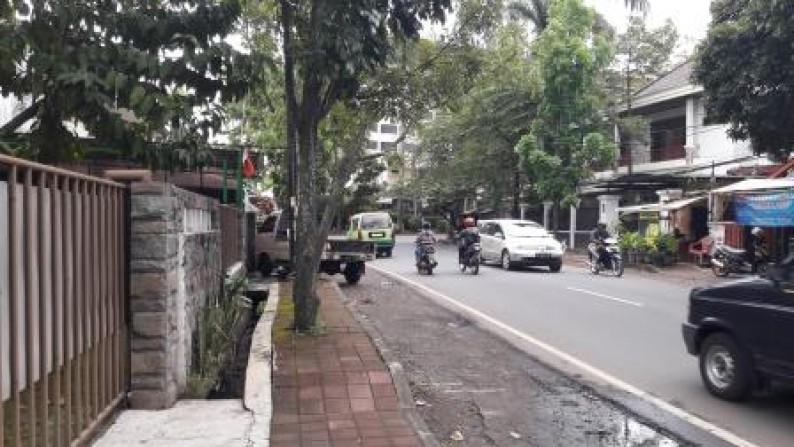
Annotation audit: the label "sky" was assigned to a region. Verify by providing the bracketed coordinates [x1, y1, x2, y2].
[586, 0, 712, 53]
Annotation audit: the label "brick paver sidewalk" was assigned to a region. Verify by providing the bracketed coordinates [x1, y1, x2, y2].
[270, 281, 423, 447]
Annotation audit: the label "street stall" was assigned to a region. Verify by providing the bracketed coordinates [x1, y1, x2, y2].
[616, 195, 708, 265]
[709, 178, 794, 261]
[617, 196, 707, 239]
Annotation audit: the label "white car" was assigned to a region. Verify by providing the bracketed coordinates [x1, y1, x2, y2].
[478, 219, 564, 272]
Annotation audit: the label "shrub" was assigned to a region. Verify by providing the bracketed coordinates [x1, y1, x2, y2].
[657, 234, 678, 254]
[619, 232, 641, 252]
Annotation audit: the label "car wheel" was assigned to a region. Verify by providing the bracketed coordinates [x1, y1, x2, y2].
[549, 261, 562, 273]
[344, 265, 362, 285]
[385, 248, 393, 258]
[258, 253, 273, 277]
[501, 250, 513, 270]
[699, 333, 753, 401]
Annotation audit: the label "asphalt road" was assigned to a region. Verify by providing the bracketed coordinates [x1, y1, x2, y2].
[370, 237, 794, 447]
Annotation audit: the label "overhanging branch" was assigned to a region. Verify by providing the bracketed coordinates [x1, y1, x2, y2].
[0, 99, 42, 137]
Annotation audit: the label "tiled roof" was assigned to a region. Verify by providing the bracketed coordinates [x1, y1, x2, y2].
[634, 60, 695, 100]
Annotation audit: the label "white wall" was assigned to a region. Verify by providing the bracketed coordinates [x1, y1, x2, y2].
[694, 124, 752, 161]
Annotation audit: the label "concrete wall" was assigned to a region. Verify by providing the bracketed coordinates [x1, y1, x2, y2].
[129, 182, 220, 409]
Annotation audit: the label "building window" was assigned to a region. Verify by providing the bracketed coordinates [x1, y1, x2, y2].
[402, 143, 417, 153]
[380, 123, 398, 134]
[366, 140, 379, 151]
[382, 142, 397, 152]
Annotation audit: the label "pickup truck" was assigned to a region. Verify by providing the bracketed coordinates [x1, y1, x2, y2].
[255, 211, 374, 284]
[682, 255, 794, 400]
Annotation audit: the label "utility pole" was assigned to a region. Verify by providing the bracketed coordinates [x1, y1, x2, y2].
[626, 27, 634, 176]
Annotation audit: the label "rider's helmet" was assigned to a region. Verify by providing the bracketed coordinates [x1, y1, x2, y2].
[422, 222, 431, 230]
[463, 217, 476, 228]
[752, 227, 763, 236]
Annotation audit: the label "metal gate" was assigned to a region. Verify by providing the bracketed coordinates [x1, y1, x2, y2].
[1, 155, 127, 446]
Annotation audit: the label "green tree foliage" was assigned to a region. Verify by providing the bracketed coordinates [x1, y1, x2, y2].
[617, 16, 679, 92]
[694, 0, 794, 160]
[605, 15, 678, 139]
[414, 22, 536, 226]
[0, 0, 256, 162]
[515, 0, 616, 228]
[278, 0, 452, 331]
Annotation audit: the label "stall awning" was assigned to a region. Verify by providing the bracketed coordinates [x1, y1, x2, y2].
[618, 196, 706, 214]
[659, 196, 707, 211]
[617, 203, 661, 214]
[712, 178, 794, 194]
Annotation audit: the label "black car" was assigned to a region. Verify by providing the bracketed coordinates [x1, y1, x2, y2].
[682, 255, 794, 401]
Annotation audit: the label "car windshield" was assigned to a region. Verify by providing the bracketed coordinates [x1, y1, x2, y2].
[504, 223, 548, 238]
[361, 214, 391, 230]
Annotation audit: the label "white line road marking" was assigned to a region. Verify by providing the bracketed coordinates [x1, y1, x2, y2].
[369, 264, 758, 447]
[566, 286, 644, 307]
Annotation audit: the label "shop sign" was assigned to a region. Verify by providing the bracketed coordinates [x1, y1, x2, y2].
[735, 190, 794, 227]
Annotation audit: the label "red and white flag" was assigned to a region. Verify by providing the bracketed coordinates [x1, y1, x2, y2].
[242, 149, 255, 178]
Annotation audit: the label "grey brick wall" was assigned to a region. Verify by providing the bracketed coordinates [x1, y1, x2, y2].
[128, 182, 220, 409]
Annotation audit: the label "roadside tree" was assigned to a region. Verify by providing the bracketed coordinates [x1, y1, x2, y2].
[277, 0, 454, 331]
[0, 0, 255, 162]
[694, 0, 794, 161]
[515, 0, 616, 231]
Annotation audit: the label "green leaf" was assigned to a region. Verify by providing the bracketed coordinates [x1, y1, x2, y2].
[130, 86, 146, 107]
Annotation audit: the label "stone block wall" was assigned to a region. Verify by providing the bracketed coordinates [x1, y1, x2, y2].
[129, 182, 220, 409]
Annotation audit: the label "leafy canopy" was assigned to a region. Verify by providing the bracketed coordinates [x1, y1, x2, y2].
[694, 0, 794, 160]
[515, 0, 615, 208]
[414, 21, 536, 218]
[0, 0, 256, 162]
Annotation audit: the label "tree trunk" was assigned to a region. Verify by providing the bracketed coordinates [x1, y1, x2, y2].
[512, 161, 521, 218]
[292, 109, 322, 331]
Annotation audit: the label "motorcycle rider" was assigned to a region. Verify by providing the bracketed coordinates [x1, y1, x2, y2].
[589, 222, 611, 265]
[415, 222, 437, 265]
[750, 227, 768, 272]
[458, 217, 480, 267]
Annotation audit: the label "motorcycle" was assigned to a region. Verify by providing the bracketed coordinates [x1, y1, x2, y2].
[589, 237, 624, 277]
[710, 244, 768, 277]
[459, 242, 481, 275]
[416, 244, 437, 275]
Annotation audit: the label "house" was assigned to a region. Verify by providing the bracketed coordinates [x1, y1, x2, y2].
[581, 60, 775, 242]
[365, 118, 420, 185]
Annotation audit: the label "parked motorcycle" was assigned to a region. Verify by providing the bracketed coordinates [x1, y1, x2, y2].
[710, 244, 768, 277]
[589, 237, 624, 277]
[416, 244, 437, 275]
[459, 242, 481, 275]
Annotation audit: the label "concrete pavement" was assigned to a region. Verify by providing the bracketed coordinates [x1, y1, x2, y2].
[92, 280, 279, 447]
[371, 237, 794, 447]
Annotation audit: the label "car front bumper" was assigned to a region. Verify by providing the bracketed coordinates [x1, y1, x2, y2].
[681, 323, 699, 355]
[509, 250, 563, 265]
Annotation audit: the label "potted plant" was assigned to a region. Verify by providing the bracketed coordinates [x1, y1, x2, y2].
[657, 234, 679, 266]
[643, 234, 661, 265]
[619, 232, 641, 265]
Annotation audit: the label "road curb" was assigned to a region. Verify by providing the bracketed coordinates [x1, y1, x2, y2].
[243, 281, 280, 447]
[332, 281, 441, 447]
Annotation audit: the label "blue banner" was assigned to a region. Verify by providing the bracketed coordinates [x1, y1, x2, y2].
[735, 190, 794, 227]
